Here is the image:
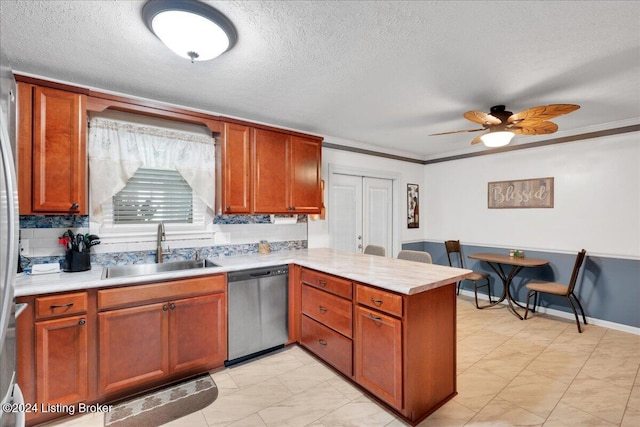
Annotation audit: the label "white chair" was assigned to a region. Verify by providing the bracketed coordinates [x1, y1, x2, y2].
[397, 250, 432, 264]
[363, 245, 385, 256]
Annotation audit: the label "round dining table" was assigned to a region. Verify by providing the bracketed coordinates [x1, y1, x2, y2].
[467, 252, 549, 319]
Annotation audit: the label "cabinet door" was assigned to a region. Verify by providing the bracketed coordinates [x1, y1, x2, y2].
[98, 303, 169, 395]
[35, 315, 88, 406]
[290, 136, 322, 213]
[354, 305, 403, 410]
[219, 123, 252, 213]
[253, 128, 291, 213]
[169, 293, 227, 373]
[32, 86, 86, 213]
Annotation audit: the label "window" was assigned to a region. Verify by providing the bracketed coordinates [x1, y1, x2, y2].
[88, 114, 215, 241]
[113, 168, 194, 224]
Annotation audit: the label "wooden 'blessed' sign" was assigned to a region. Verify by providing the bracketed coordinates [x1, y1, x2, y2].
[488, 177, 554, 209]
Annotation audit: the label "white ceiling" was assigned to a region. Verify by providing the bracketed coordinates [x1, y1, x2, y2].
[1, 1, 639, 160]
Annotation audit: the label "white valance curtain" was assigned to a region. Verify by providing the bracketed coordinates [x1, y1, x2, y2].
[88, 117, 215, 224]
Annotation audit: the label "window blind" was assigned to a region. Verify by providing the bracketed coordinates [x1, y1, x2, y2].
[112, 168, 194, 224]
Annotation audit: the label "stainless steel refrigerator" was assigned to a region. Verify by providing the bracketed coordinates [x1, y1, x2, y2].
[0, 47, 25, 427]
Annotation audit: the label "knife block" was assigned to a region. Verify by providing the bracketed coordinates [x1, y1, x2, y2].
[63, 250, 91, 272]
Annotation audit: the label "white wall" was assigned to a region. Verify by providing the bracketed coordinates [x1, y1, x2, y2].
[424, 133, 640, 259]
[307, 146, 425, 250]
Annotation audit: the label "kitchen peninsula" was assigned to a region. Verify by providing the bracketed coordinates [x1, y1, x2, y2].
[15, 248, 471, 426]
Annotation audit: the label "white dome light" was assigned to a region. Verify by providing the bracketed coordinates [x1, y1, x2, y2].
[143, 0, 237, 63]
[480, 131, 515, 147]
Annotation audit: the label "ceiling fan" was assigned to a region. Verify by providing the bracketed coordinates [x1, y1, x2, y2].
[430, 104, 580, 147]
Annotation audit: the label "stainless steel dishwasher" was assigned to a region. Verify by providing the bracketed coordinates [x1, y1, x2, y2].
[226, 265, 289, 366]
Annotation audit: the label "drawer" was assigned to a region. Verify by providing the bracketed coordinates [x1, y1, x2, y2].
[301, 315, 352, 377]
[35, 292, 87, 320]
[301, 284, 352, 338]
[356, 284, 403, 317]
[301, 268, 352, 300]
[98, 274, 225, 310]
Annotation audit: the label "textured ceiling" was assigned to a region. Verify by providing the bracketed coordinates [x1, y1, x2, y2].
[1, 0, 639, 160]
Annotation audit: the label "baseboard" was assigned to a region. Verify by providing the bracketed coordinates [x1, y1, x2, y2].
[457, 289, 640, 336]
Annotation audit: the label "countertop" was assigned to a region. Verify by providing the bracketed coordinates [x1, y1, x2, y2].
[15, 248, 472, 297]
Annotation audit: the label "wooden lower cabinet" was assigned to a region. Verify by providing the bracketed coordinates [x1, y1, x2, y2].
[299, 270, 354, 377]
[298, 267, 457, 425]
[354, 305, 402, 410]
[17, 274, 227, 426]
[98, 281, 227, 396]
[169, 293, 227, 373]
[35, 315, 88, 406]
[98, 303, 170, 395]
[301, 315, 352, 376]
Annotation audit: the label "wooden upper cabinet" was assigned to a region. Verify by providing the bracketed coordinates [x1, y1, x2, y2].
[253, 128, 291, 213]
[252, 129, 322, 214]
[18, 83, 87, 214]
[290, 136, 322, 213]
[217, 122, 252, 214]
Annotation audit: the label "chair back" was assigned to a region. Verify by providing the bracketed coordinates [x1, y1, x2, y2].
[567, 249, 587, 294]
[444, 240, 465, 269]
[363, 245, 385, 256]
[397, 250, 432, 264]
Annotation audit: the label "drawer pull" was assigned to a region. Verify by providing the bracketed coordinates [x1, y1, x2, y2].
[370, 297, 383, 306]
[50, 302, 74, 309]
[318, 339, 327, 347]
[317, 280, 327, 287]
[78, 318, 86, 326]
[318, 306, 328, 313]
[369, 313, 383, 322]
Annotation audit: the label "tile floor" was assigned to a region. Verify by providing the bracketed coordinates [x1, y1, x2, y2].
[44, 295, 639, 426]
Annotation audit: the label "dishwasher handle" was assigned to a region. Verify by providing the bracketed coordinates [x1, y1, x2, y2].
[250, 271, 273, 278]
[228, 265, 289, 283]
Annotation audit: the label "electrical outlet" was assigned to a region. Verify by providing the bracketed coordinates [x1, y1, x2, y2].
[20, 240, 30, 256]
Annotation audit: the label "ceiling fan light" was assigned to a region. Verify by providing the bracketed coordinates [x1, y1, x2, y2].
[481, 131, 515, 147]
[143, 0, 237, 62]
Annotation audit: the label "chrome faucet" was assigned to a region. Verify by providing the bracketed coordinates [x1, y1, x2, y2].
[156, 222, 166, 263]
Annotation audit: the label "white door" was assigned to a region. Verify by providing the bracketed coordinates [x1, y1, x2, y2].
[330, 174, 393, 255]
[330, 174, 362, 253]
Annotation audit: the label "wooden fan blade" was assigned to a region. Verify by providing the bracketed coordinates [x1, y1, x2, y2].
[429, 128, 485, 136]
[464, 110, 502, 126]
[471, 134, 485, 145]
[512, 121, 558, 135]
[508, 104, 580, 124]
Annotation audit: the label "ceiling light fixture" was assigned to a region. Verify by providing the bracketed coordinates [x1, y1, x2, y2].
[480, 130, 515, 148]
[142, 0, 237, 63]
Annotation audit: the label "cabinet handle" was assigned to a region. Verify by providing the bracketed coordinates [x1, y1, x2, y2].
[370, 297, 383, 306]
[318, 339, 327, 347]
[318, 306, 328, 313]
[170, 303, 176, 310]
[368, 313, 382, 322]
[226, 205, 231, 211]
[50, 302, 74, 309]
[317, 280, 327, 287]
[163, 305, 169, 311]
[70, 203, 79, 210]
[78, 318, 86, 326]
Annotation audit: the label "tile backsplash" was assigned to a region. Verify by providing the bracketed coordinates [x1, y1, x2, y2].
[19, 214, 308, 272]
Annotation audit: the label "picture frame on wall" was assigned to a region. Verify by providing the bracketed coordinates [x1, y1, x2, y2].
[407, 183, 419, 228]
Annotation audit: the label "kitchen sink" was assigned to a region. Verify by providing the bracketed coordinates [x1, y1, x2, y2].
[101, 259, 221, 279]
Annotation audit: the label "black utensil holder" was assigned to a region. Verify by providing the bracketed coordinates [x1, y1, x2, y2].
[63, 250, 91, 272]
